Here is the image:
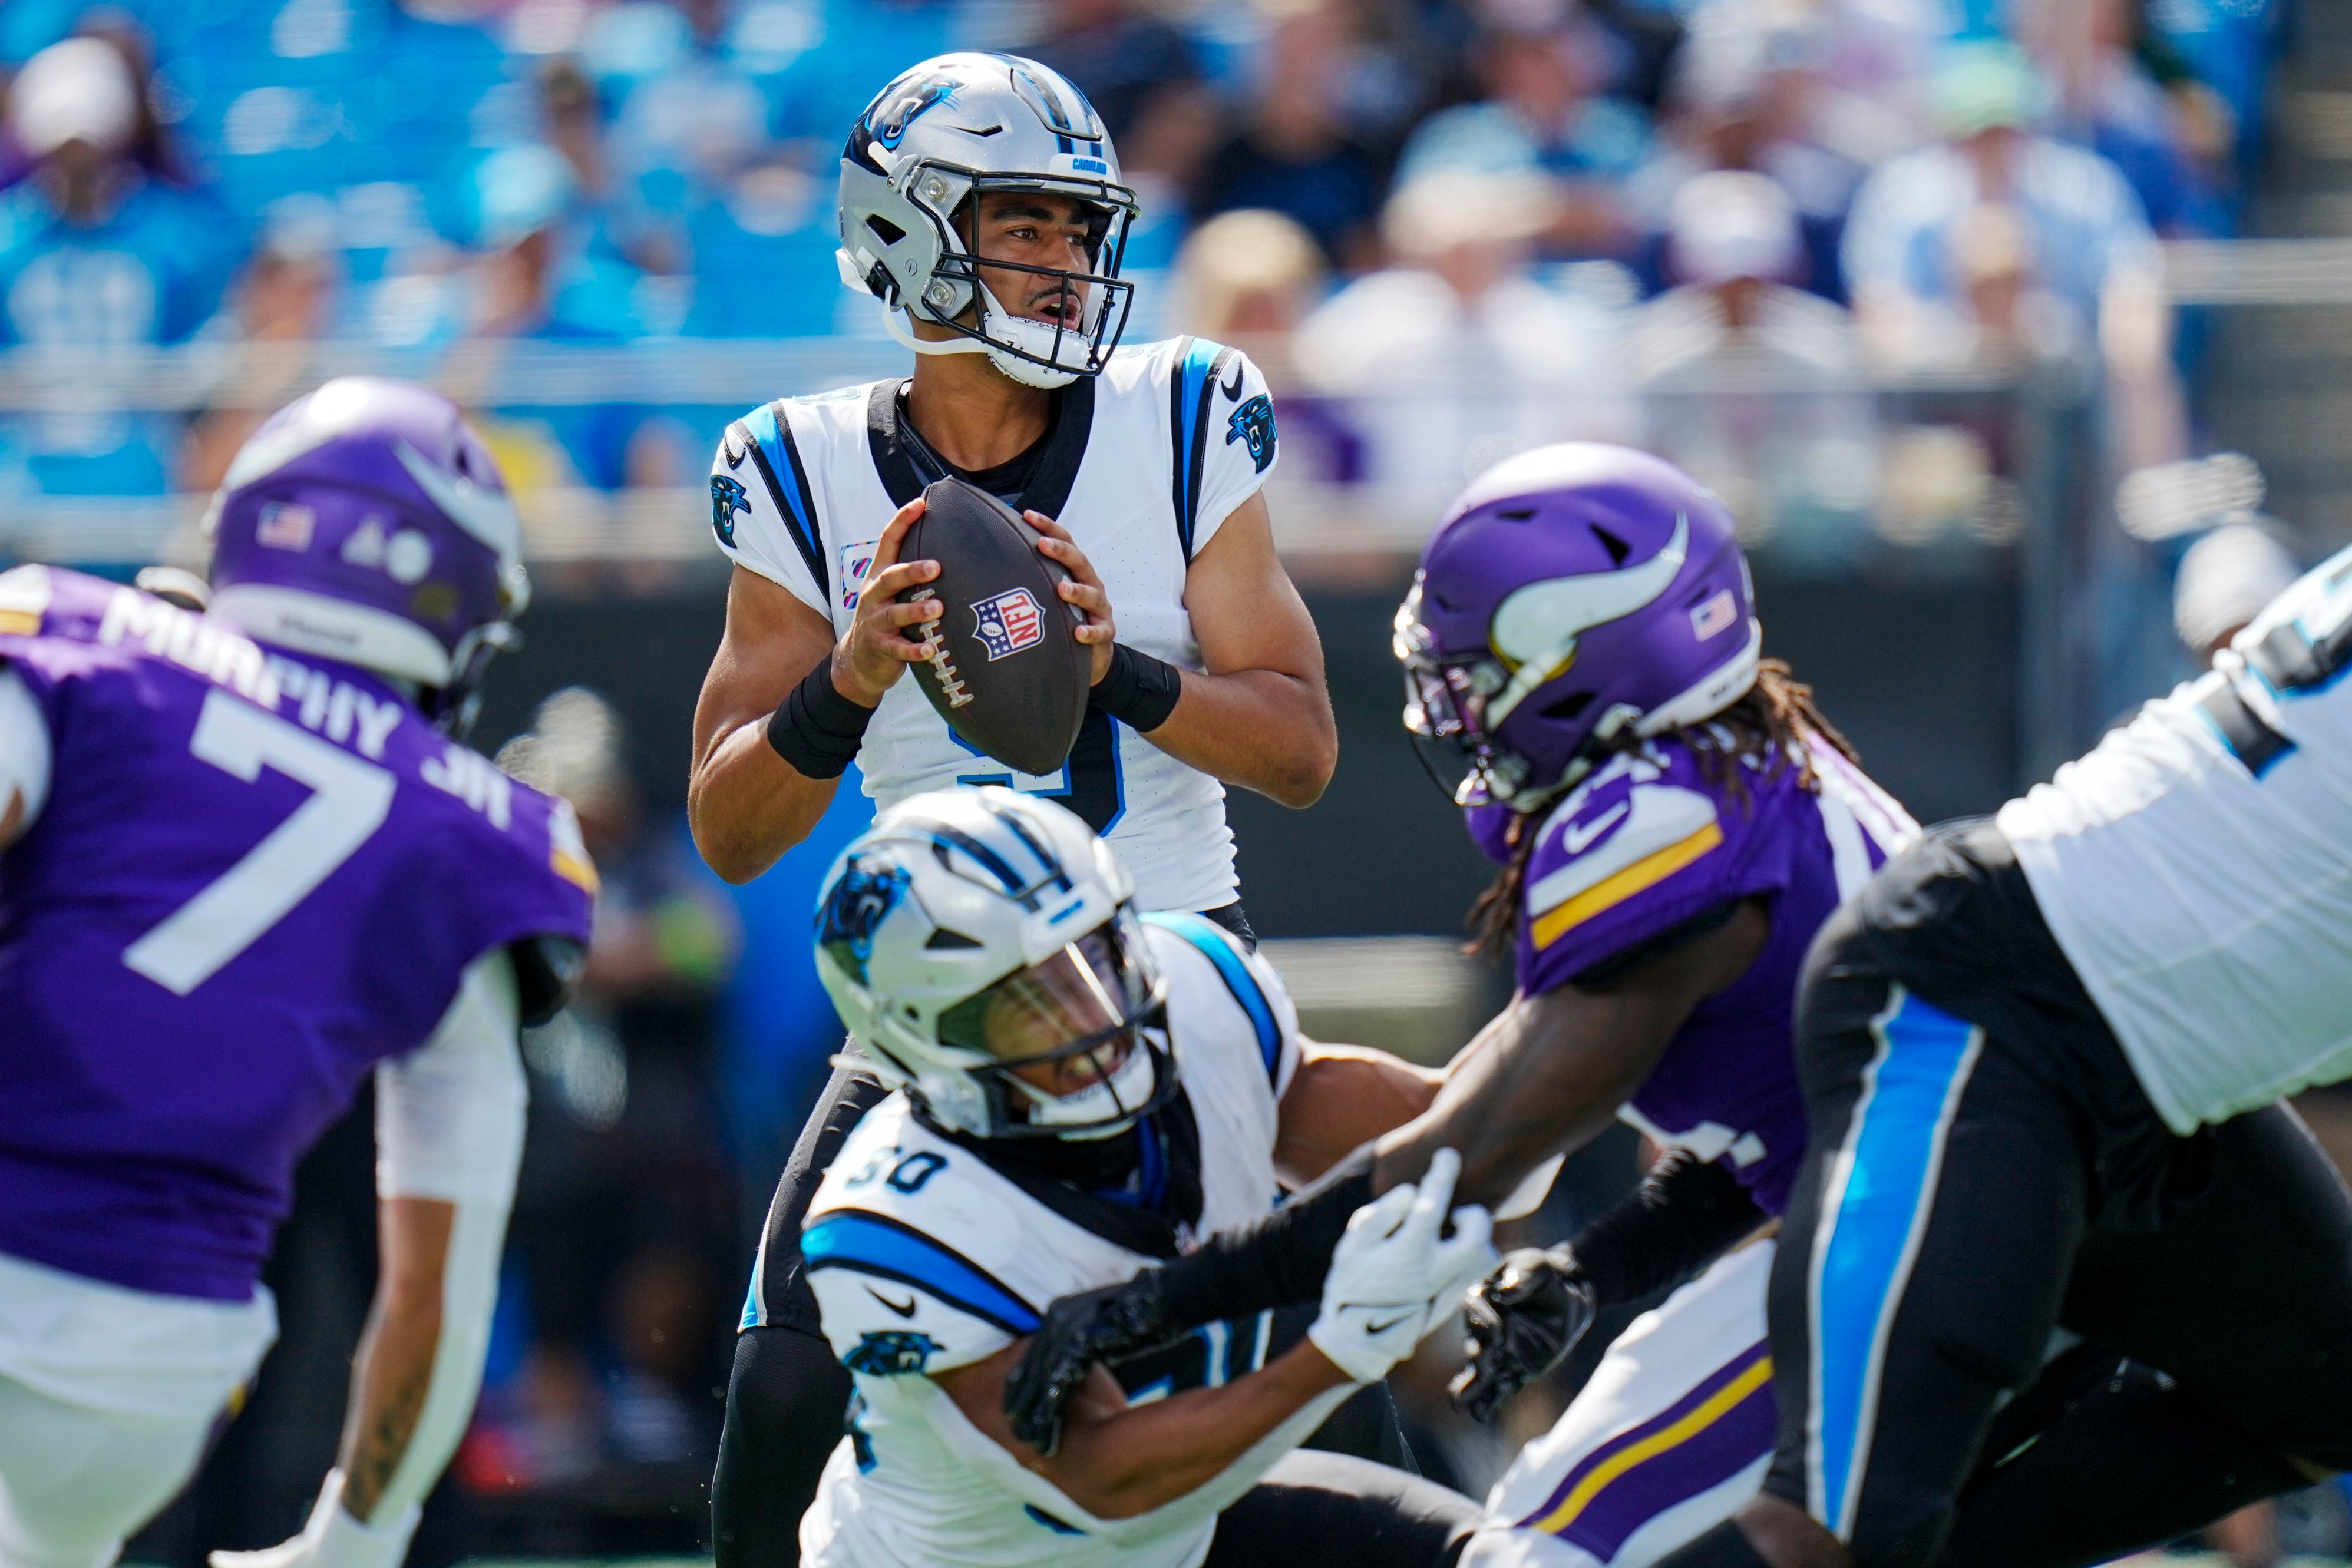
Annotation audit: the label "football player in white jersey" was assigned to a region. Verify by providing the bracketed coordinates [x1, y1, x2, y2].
[692, 53, 1343, 1549]
[794, 786, 1497, 1568]
[1644, 536, 2352, 1568]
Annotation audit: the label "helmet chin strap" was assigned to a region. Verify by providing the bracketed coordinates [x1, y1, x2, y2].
[883, 281, 1090, 389]
[883, 306, 994, 358]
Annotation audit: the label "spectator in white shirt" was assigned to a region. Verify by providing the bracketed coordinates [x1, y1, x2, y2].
[1291, 173, 1637, 515]
[1634, 170, 1877, 561]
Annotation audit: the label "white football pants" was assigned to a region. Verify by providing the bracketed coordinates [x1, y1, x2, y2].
[1478, 1239, 1778, 1568]
[0, 1374, 220, 1568]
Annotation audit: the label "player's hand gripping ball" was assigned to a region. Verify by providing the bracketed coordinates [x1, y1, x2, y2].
[898, 477, 1094, 776]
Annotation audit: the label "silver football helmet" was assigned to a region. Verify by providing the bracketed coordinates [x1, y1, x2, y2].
[837, 52, 1139, 389]
[812, 787, 1174, 1142]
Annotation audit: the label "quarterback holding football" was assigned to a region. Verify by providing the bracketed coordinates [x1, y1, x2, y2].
[686, 50, 1345, 1553]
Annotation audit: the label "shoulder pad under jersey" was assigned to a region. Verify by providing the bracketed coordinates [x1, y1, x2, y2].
[1516, 743, 1796, 994]
[1144, 912, 1299, 1099]
[803, 1101, 1044, 1377]
[708, 392, 858, 616]
[1149, 336, 1279, 563]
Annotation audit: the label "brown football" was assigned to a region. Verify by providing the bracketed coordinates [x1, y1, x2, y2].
[898, 477, 1092, 776]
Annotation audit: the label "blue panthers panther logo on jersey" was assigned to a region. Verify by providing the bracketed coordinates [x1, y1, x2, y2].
[818, 857, 911, 984]
[711, 474, 749, 548]
[1226, 395, 1276, 474]
[845, 1329, 942, 1375]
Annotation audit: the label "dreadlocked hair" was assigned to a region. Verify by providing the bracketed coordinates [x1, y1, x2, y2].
[1466, 660, 1858, 960]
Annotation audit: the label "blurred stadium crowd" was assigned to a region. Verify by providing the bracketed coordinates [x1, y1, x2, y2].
[35, 0, 2290, 1552]
[0, 0, 2290, 538]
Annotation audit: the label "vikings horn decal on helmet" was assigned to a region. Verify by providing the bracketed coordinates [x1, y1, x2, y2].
[203, 376, 529, 738]
[1397, 444, 1763, 809]
[811, 787, 1175, 1142]
[837, 52, 1139, 389]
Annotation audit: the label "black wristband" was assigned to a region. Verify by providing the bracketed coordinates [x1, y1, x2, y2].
[1567, 1147, 1766, 1308]
[764, 658, 876, 780]
[1154, 1145, 1376, 1328]
[1091, 642, 1183, 733]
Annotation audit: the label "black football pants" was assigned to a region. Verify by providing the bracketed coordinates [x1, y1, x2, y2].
[1756, 823, 2352, 1568]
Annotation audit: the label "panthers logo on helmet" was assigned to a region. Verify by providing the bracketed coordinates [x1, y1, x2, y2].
[1226, 395, 1276, 474]
[867, 72, 957, 151]
[818, 858, 911, 984]
[844, 1329, 942, 1376]
[710, 475, 749, 548]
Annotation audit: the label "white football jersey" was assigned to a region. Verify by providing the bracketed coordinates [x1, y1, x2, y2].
[1997, 538, 2352, 1132]
[708, 338, 1281, 914]
[797, 915, 1309, 1568]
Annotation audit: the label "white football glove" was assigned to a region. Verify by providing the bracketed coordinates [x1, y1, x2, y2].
[1307, 1147, 1497, 1384]
[207, 1472, 420, 1568]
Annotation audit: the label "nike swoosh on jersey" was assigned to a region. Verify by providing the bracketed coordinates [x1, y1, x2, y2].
[1529, 782, 1718, 914]
[1560, 802, 1630, 855]
[1219, 359, 1245, 401]
[1363, 1313, 1415, 1335]
[868, 1286, 920, 1319]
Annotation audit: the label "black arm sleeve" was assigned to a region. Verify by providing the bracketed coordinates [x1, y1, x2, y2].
[1566, 1146, 1768, 1309]
[1152, 1146, 1377, 1328]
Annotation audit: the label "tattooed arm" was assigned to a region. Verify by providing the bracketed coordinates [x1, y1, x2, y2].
[338, 1197, 471, 1514]
[212, 954, 525, 1568]
[338, 1194, 516, 1519]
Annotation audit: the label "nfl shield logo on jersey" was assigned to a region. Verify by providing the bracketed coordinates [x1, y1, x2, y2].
[971, 587, 1044, 660]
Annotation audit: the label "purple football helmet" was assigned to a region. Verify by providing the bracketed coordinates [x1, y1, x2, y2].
[1396, 444, 1761, 810]
[203, 378, 529, 736]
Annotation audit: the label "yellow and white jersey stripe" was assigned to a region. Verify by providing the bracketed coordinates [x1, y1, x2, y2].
[1524, 753, 1726, 952]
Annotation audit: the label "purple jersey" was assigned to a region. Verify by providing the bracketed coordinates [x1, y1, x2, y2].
[1481, 735, 1915, 1215]
[0, 567, 595, 1301]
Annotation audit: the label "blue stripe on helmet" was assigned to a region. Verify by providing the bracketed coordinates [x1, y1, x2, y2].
[982, 795, 1075, 894]
[927, 824, 1036, 905]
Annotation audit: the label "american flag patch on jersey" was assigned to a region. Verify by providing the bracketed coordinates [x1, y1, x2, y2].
[971, 587, 1045, 660]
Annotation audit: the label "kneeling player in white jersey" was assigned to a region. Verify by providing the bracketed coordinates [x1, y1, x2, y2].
[798, 786, 1499, 1568]
[692, 50, 1347, 1550]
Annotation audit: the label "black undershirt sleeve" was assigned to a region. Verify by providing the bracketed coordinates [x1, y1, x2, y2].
[1141, 906, 1768, 1331]
[1152, 1146, 1377, 1328]
[1567, 1144, 1768, 1308]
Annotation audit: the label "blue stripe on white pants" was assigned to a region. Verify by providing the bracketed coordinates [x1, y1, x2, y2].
[1805, 985, 1984, 1541]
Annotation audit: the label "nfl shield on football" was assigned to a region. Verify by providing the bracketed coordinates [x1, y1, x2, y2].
[900, 477, 1092, 776]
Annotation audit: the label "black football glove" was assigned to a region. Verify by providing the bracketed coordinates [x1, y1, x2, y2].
[1449, 1245, 1598, 1424]
[1005, 1268, 1186, 1455]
